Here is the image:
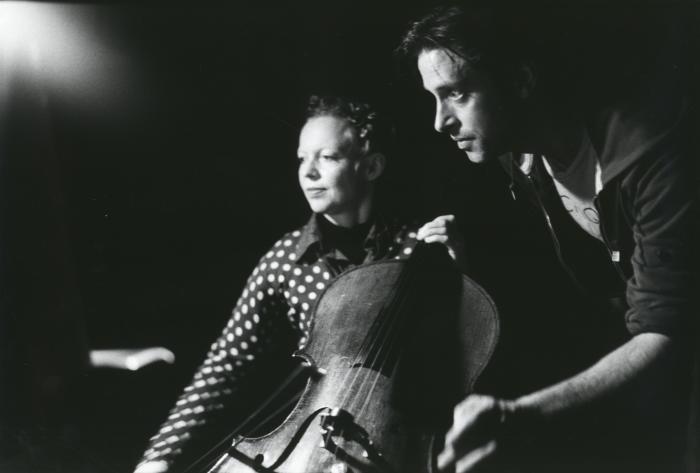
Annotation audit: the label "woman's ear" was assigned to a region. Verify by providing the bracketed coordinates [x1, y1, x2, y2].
[364, 152, 386, 181]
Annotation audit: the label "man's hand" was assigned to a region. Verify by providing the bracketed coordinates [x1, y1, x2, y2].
[439, 334, 679, 472]
[438, 395, 524, 473]
[134, 460, 169, 473]
[417, 215, 468, 273]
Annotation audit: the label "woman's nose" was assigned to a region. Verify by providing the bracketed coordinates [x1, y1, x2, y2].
[302, 158, 320, 179]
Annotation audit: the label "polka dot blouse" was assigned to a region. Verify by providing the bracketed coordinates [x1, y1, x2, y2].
[137, 214, 419, 470]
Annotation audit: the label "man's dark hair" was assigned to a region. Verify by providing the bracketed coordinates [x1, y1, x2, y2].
[397, 4, 681, 107]
[305, 94, 394, 157]
[397, 5, 529, 79]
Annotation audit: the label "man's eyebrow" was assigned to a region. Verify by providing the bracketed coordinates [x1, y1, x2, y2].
[434, 84, 454, 94]
[446, 72, 476, 91]
[432, 80, 463, 97]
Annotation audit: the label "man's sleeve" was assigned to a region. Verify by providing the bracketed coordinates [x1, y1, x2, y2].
[623, 120, 697, 337]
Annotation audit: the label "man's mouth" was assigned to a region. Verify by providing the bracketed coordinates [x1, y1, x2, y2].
[455, 139, 473, 151]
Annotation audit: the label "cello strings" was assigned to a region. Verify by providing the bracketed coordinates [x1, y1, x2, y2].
[353, 250, 426, 419]
[183, 243, 437, 472]
[354, 289, 413, 420]
[183, 386, 307, 473]
[342, 244, 429, 420]
[323, 260, 414, 451]
[353, 243, 435, 421]
[332, 265, 407, 411]
[180, 362, 309, 473]
[337, 256, 417, 413]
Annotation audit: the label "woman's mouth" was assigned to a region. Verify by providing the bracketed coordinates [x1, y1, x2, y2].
[305, 187, 326, 196]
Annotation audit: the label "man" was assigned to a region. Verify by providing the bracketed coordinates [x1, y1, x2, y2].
[399, 5, 696, 473]
[134, 94, 466, 473]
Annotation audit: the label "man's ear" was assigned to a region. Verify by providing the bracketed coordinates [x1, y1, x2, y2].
[364, 152, 386, 181]
[517, 63, 536, 99]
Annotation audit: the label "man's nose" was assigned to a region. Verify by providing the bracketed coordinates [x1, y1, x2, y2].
[434, 101, 456, 134]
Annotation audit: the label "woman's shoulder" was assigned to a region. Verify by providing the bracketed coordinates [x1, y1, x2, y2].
[374, 216, 420, 260]
[254, 218, 319, 267]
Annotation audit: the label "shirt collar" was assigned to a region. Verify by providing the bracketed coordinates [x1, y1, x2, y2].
[293, 213, 393, 264]
[514, 153, 536, 176]
[294, 213, 325, 262]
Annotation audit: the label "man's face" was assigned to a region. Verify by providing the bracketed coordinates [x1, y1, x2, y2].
[297, 115, 371, 222]
[417, 48, 514, 163]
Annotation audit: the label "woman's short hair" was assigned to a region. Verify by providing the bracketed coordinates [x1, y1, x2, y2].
[305, 95, 394, 157]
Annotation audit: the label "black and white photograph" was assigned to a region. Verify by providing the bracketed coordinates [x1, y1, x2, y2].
[0, 1, 698, 472]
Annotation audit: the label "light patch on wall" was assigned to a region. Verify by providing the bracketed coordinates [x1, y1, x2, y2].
[0, 1, 136, 114]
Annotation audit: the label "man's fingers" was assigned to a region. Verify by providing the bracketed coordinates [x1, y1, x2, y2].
[437, 442, 457, 471]
[441, 398, 482, 462]
[456, 441, 498, 473]
[431, 214, 455, 223]
[438, 440, 498, 473]
[417, 222, 447, 239]
[430, 221, 449, 229]
[134, 461, 169, 473]
[424, 235, 448, 244]
[417, 214, 456, 239]
[441, 396, 502, 466]
[438, 396, 524, 473]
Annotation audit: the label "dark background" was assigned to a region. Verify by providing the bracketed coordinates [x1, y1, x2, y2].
[0, 1, 697, 472]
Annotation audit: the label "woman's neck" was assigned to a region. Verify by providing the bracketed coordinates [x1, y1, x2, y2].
[322, 192, 374, 228]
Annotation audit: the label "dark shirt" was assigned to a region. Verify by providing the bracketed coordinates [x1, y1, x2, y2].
[501, 95, 696, 473]
[504, 97, 696, 339]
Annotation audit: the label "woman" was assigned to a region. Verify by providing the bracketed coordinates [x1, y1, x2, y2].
[135, 95, 464, 473]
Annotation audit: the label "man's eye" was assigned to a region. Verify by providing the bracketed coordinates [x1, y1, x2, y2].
[448, 90, 465, 100]
[321, 154, 338, 161]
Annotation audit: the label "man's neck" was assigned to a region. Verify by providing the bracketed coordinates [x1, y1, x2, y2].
[513, 101, 585, 171]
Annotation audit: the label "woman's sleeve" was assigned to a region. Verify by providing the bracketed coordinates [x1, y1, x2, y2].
[136, 244, 291, 471]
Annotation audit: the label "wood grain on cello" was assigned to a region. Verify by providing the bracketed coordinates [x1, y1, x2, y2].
[208, 243, 499, 473]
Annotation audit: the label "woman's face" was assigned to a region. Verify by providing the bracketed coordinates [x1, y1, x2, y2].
[297, 115, 372, 224]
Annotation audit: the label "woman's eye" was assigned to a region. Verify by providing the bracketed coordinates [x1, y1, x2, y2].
[321, 154, 338, 161]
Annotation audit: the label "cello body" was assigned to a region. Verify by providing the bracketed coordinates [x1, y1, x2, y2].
[209, 246, 499, 473]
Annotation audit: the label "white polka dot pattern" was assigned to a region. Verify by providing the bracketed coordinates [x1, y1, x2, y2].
[137, 217, 419, 470]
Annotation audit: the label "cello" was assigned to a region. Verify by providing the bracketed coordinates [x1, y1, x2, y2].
[207, 242, 499, 473]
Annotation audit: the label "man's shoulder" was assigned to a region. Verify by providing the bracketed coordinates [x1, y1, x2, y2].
[585, 93, 690, 184]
